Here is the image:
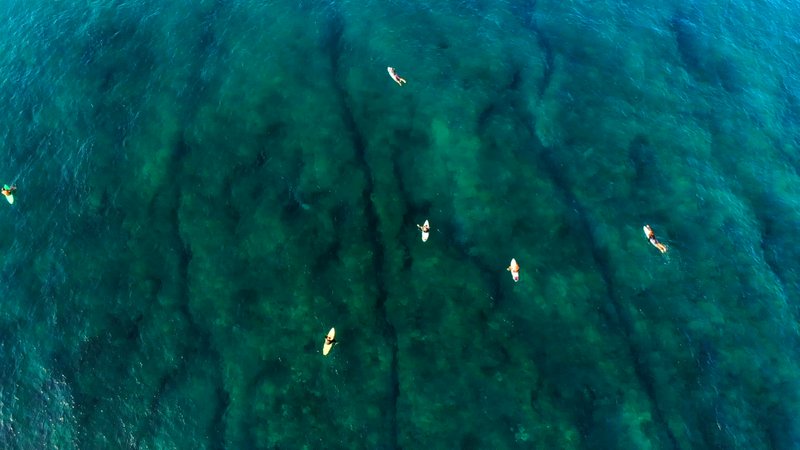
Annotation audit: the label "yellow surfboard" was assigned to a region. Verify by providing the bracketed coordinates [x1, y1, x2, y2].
[322, 328, 336, 356]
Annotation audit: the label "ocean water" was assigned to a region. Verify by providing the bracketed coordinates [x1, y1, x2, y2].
[0, 0, 799, 448]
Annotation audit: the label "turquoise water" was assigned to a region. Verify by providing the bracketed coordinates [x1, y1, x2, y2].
[1, 0, 800, 448]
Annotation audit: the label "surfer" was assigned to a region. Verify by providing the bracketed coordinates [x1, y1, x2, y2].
[507, 258, 520, 282]
[417, 220, 431, 242]
[1, 184, 16, 204]
[322, 327, 337, 356]
[643, 225, 668, 253]
[387, 67, 406, 86]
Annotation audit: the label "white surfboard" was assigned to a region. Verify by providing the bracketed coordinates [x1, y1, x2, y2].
[322, 328, 335, 356]
[508, 258, 520, 282]
[4, 195, 13, 205]
[643, 225, 651, 239]
[420, 220, 430, 242]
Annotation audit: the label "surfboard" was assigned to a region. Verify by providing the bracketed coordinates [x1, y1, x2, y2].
[4, 194, 13, 205]
[421, 219, 430, 242]
[509, 258, 519, 282]
[322, 327, 335, 356]
[643, 225, 651, 239]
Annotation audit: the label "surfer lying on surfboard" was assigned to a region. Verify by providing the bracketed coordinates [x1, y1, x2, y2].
[643, 225, 667, 253]
[387, 67, 406, 86]
[322, 328, 337, 356]
[417, 220, 430, 241]
[1, 184, 16, 204]
[507, 258, 520, 282]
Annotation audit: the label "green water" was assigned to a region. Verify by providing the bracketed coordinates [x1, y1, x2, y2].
[0, 0, 799, 448]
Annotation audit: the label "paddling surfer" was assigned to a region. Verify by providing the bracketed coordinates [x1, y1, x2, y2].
[507, 258, 520, 282]
[643, 225, 668, 253]
[322, 328, 337, 356]
[1, 184, 16, 204]
[417, 220, 431, 242]
[387, 67, 406, 86]
[1, 184, 16, 198]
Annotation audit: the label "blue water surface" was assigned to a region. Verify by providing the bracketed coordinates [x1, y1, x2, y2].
[0, 0, 799, 448]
